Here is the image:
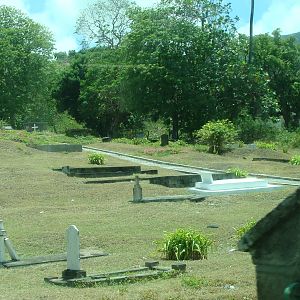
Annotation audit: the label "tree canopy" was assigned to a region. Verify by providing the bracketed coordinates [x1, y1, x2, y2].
[0, 5, 54, 126]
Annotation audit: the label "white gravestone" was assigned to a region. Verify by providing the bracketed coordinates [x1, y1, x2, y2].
[0, 221, 5, 262]
[67, 225, 80, 271]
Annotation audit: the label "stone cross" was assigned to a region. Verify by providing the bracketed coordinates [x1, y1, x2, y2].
[66, 225, 80, 271]
[133, 175, 143, 202]
[32, 123, 38, 132]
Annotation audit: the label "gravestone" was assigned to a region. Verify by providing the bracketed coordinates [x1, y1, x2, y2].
[160, 134, 169, 146]
[133, 176, 143, 202]
[0, 220, 19, 263]
[62, 225, 86, 279]
[189, 172, 283, 197]
[238, 188, 300, 300]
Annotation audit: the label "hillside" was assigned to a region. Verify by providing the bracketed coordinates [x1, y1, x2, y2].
[282, 31, 300, 44]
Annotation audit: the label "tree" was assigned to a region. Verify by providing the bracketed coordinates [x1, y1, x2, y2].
[76, 0, 135, 48]
[253, 30, 300, 127]
[0, 5, 54, 126]
[121, 0, 238, 139]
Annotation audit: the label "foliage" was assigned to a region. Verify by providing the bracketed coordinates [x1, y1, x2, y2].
[253, 30, 300, 128]
[156, 228, 212, 260]
[143, 119, 170, 141]
[76, 0, 134, 48]
[53, 112, 86, 134]
[235, 115, 281, 143]
[254, 141, 277, 150]
[113, 137, 151, 145]
[88, 153, 105, 165]
[195, 120, 238, 154]
[0, 5, 55, 126]
[121, 0, 239, 139]
[227, 168, 248, 178]
[290, 155, 300, 165]
[235, 220, 256, 239]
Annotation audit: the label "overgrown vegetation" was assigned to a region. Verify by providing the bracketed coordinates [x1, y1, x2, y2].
[156, 229, 212, 260]
[227, 168, 248, 178]
[195, 120, 238, 154]
[0, 129, 98, 146]
[88, 153, 105, 165]
[290, 155, 300, 165]
[235, 220, 257, 239]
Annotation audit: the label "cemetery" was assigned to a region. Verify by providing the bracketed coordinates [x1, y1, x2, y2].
[0, 131, 299, 300]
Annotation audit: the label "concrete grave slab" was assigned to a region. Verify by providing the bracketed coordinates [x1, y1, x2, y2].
[189, 172, 283, 197]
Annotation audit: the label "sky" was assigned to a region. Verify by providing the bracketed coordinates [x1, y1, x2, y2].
[0, 0, 300, 52]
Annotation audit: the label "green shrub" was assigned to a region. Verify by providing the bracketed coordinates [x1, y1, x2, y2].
[54, 112, 85, 134]
[254, 141, 277, 150]
[156, 229, 212, 260]
[193, 144, 208, 153]
[227, 167, 248, 178]
[195, 120, 238, 154]
[290, 155, 300, 165]
[235, 220, 256, 239]
[236, 116, 280, 143]
[88, 153, 105, 165]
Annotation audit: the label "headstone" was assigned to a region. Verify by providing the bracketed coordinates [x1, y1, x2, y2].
[0, 221, 5, 262]
[133, 176, 143, 202]
[160, 134, 169, 146]
[62, 225, 86, 279]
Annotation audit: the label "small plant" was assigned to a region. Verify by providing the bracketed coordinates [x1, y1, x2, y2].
[290, 155, 300, 165]
[227, 167, 248, 178]
[254, 141, 277, 150]
[235, 220, 256, 239]
[195, 120, 238, 154]
[156, 228, 212, 260]
[88, 153, 105, 165]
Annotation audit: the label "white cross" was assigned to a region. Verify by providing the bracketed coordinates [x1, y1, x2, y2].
[32, 124, 38, 132]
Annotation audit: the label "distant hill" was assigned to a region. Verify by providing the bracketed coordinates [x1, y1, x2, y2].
[282, 32, 300, 44]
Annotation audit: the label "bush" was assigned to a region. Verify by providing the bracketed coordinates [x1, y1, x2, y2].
[54, 112, 85, 134]
[236, 116, 280, 143]
[88, 153, 105, 165]
[195, 120, 238, 154]
[290, 155, 300, 165]
[235, 220, 256, 239]
[156, 229, 212, 260]
[227, 167, 248, 178]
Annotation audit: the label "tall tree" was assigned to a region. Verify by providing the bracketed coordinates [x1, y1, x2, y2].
[121, 0, 238, 139]
[0, 5, 54, 126]
[76, 0, 135, 48]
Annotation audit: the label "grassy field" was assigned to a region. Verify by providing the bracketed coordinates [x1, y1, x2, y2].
[0, 133, 299, 300]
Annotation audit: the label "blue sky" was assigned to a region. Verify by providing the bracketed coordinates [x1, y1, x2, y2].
[0, 0, 300, 52]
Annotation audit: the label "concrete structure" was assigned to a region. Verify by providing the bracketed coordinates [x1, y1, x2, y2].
[34, 144, 82, 152]
[62, 225, 86, 279]
[133, 176, 143, 202]
[189, 172, 282, 197]
[238, 188, 300, 300]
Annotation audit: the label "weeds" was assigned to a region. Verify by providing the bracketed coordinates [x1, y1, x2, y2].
[234, 220, 256, 239]
[227, 167, 248, 178]
[290, 155, 300, 165]
[88, 153, 105, 165]
[156, 229, 212, 260]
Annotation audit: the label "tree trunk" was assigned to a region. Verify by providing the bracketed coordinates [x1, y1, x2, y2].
[248, 0, 254, 64]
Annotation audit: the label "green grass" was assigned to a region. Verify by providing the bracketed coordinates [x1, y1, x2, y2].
[0, 132, 299, 299]
[0, 129, 98, 146]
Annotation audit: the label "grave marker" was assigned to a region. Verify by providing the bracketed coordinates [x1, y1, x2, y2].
[32, 123, 38, 131]
[133, 176, 143, 202]
[62, 225, 86, 279]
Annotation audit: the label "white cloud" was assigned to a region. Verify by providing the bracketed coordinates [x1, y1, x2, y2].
[238, 0, 300, 35]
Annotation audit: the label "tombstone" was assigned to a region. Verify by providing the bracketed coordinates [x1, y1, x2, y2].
[0, 220, 19, 263]
[62, 225, 86, 279]
[133, 176, 143, 202]
[189, 172, 282, 197]
[238, 188, 300, 300]
[160, 134, 169, 146]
